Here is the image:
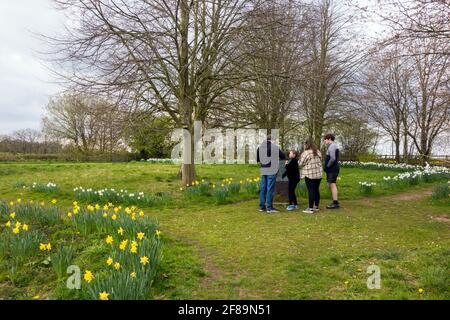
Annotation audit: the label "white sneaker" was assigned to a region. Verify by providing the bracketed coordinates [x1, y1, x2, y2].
[303, 208, 314, 214]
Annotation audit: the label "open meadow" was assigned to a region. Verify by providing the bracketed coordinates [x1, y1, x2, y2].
[0, 161, 449, 300]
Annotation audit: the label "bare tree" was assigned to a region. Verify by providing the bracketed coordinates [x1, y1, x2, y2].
[404, 38, 450, 164]
[361, 47, 411, 163]
[42, 92, 124, 156]
[46, 0, 261, 184]
[297, 0, 363, 147]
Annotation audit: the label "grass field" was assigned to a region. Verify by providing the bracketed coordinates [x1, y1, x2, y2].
[0, 162, 449, 300]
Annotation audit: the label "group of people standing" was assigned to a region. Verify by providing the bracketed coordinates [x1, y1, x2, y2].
[257, 134, 340, 213]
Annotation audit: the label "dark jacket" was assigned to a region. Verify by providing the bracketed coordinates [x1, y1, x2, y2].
[324, 142, 340, 173]
[256, 141, 286, 168]
[282, 158, 300, 181]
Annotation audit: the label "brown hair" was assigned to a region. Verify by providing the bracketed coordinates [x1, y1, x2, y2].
[290, 150, 299, 159]
[324, 133, 335, 141]
[304, 137, 319, 157]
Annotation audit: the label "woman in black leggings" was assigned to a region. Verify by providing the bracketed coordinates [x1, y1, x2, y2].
[299, 138, 323, 213]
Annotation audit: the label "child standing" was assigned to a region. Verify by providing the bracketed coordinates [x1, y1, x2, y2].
[282, 150, 300, 211]
[299, 138, 323, 213]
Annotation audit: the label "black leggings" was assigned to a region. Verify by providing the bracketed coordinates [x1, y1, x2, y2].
[305, 177, 322, 208]
[288, 179, 299, 205]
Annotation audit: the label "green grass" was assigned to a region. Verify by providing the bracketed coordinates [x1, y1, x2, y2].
[0, 162, 449, 300]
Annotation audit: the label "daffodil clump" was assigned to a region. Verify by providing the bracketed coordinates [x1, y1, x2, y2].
[358, 181, 376, 195]
[0, 197, 163, 300]
[382, 166, 449, 188]
[83, 229, 162, 300]
[182, 177, 260, 204]
[14, 182, 59, 194]
[73, 187, 169, 207]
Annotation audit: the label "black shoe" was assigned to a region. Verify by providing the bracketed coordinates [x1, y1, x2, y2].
[326, 203, 340, 209]
[259, 207, 267, 212]
[266, 207, 280, 213]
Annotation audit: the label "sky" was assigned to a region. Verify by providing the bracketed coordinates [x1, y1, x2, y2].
[0, 0, 64, 135]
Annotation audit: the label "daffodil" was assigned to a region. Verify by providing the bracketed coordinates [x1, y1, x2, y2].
[114, 207, 120, 213]
[117, 227, 124, 236]
[73, 201, 78, 206]
[105, 235, 114, 244]
[84, 270, 94, 283]
[67, 212, 73, 218]
[9, 201, 14, 206]
[95, 204, 100, 210]
[103, 205, 109, 211]
[99, 291, 109, 300]
[114, 262, 121, 270]
[39, 243, 47, 251]
[106, 257, 113, 266]
[130, 242, 138, 254]
[130, 272, 137, 278]
[15, 222, 21, 228]
[87, 205, 95, 212]
[46, 243, 52, 251]
[10, 212, 16, 219]
[5, 221, 11, 228]
[140, 256, 149, 266]
[119, 240, 128, 250]
[103, 213, 108, 218]
[418, 288, 424, 294]
[137, 232, 145, 240]
[125, 207, 132, 214]
[111, 214, 117, 221]
[12, 227, 20, 234]
[17, 198, 22, 203]
[139, 211, 144, 217]
[22, 224, 29, 231]
[51, 199, 57, 205]
[155, 230, 162, 238]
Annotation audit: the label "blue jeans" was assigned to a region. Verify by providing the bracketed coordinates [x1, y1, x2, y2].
[259, 174, 277, 209]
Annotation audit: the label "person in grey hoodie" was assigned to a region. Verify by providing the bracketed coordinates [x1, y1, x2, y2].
[324, 133, 340, 209]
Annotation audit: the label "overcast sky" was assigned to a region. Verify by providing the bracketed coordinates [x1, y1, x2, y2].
[0, 0, 64, 135]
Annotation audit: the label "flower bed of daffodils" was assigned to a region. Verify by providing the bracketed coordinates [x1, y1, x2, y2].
[342, 161, 425, 172]
[358, 165, 449, 195]
[0, 198, 162, 300]
[181, 177, 260, 204]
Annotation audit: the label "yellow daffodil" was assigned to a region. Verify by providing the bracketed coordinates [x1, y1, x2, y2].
[111, 214, 117, 221]
[103, 205, 109, 211]
[130, 241, 138, 254]
[84, 270, 94, 283]
[105, 235, 114, 244]
[125, 207, 132, 214]
[114, 207, 119, 213]
[418, 288, 424, 294]
[117, 227, 124, 236]
[99, 291, 109, 300]
[68, 212, 73, 218]
[155, 230, 162, 238]
[73, 201, 78, 206]
[51, 199, 57, 205]
[131, 213, 136, 220]
[87, 205, 95, 212]
[73, 208, 79, 214]
[106, 257, 113, 266]
[114, 262, 121, 270]
[119, 240, 128, 251]
[9, 201, 14, 206]
[12, 227, 20, 234]
[139, 211, 144, 217]
[46, 243, 52, 251]
[10, 212, 16, 219]
[17, 198, 22, 203]
[39, 243, 47, 251]
[140, 256, 149, 266]
[137, 232, 145, 240]
[130, 272, 137, 279]
[22, 224, 29, 231]
[95, 204, 100, 210]
[15, 222, 21, 228]
[5, 221, 11, 228]
[103, 213, 108, 218]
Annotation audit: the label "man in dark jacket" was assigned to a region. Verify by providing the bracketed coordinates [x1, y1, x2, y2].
[324, 133, 340, 209]
[257, 135, 286, 213]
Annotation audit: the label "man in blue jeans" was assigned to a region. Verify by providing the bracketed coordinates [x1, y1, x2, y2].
[257, 136, 286, 213]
